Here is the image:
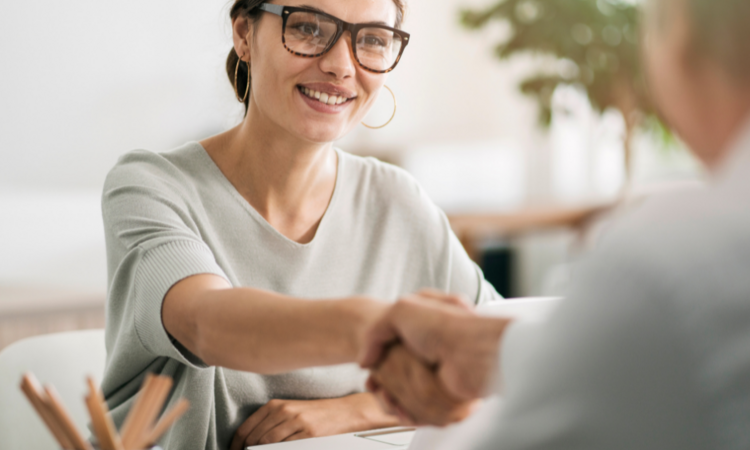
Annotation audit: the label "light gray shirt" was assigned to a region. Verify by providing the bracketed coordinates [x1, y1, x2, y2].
[100, 143, 500, 450]
[479, 120, 750, 450]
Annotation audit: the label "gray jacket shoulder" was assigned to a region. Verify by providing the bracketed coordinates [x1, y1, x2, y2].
[595, 185, 750, 283]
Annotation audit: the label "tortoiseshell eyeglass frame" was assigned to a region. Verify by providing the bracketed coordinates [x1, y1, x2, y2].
[255, 2, 410, 74]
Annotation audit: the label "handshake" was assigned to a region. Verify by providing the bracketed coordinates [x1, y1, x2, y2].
[358, 290, 513, 426]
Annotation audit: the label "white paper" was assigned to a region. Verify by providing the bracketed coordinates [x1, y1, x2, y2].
[361, 430, 415, 446]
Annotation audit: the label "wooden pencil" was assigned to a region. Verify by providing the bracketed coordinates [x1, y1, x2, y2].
[120, 374, 158, 449]
[138, 399, 190, 449]
[134, 377, 178, 448]
[86, 377, 124, 450]
[85, 394, 109, 450]
[126, 376, 171, 450]
[138, 376, 173, 442]
[20, 374, 74, 450]
[20, 372, 188, 450]
[44, 385, 93, 450]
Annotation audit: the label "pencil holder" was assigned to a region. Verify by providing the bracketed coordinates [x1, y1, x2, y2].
[21, 371, 189, 450]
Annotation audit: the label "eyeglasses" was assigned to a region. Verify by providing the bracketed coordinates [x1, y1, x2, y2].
[255, 3, 410, 74]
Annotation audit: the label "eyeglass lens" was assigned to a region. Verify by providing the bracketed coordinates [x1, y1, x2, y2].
[284, 11, 404, 72]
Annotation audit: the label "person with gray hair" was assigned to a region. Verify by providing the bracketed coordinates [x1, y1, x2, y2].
[359, 0, 750, 448]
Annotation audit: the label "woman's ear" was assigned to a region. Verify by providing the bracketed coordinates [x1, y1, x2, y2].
[232, 15, 253, 62]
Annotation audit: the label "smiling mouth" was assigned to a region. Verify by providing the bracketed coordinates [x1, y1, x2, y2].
[298, 86, 354, 106]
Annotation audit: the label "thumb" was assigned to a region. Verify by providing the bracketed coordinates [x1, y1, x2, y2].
[437, 362, 485, 402]
[358, 314, 399, 369]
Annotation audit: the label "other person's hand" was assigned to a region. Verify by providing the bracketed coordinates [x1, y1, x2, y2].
[368, 344, 477, 426]
[359, 290, 512, 401]
[229, 393, 399, 449]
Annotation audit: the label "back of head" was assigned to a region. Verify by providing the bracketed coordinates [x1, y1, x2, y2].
[646, 0, 750, 164]
[684, 0, 750, 84]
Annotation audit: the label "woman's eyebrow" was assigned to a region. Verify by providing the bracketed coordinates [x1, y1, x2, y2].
[297, 4, 390, 26]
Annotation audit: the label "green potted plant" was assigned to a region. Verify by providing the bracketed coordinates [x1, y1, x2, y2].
[461, 0, 661, 185]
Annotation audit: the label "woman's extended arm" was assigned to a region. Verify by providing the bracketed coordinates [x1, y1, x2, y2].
[162, 274, 388, 373]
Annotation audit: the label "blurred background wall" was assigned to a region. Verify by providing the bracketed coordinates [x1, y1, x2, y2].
[0, 0, 701, 348]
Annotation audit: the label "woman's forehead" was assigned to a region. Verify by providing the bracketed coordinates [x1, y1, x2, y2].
[274, 0, 398, 26]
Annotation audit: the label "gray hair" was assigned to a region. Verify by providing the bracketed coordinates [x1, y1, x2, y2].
[685, 0, 750, 82]
[649, 0, 750, 82]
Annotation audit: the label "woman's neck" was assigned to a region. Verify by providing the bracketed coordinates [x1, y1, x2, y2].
[201, 105, 338, 244]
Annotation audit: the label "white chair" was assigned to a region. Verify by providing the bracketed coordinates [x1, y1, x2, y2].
[0, 329, 106, 450]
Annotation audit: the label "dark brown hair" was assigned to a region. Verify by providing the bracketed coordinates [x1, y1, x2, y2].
[225, 0, 407, 112]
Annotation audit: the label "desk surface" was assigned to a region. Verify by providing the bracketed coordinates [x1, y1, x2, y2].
[247, 428, 415, 450]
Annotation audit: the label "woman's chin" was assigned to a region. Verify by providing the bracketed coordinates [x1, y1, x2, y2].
[294, 122, 351, 145]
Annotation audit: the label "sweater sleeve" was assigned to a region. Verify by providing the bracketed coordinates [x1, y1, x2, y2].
[102, 150, 229, 369]
[445, 224, 503, 306]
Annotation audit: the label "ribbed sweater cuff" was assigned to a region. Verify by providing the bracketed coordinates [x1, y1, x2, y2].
[134, 240, 229, 368]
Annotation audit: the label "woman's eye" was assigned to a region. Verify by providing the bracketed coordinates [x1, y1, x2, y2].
[293, 23, 320, 37]
[360, 35, 387, 48]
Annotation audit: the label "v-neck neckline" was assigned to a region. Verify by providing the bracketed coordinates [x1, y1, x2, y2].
[192, 142, 344, 249]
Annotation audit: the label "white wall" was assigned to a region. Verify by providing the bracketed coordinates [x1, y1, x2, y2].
[0, 0, 539, 191]
[0, 0, 241, 190]
[0, 0, 544, 293]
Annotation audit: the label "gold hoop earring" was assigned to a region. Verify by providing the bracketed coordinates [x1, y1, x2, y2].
[362, 85, 396, 129]
[234, 58, 250, 103]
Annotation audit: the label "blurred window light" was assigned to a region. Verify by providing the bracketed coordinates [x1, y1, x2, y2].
[549, 84, 702, 204]
[401, 141, 526, 214]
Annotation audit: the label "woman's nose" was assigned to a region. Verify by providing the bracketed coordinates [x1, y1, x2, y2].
[318, 32, 357, 79]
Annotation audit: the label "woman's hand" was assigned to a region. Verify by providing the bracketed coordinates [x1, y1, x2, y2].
[367, 344, 478, 426]
[229, 393, 400, 449]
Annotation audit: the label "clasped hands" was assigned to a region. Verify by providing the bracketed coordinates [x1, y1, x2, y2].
[359, 290, 512, 426]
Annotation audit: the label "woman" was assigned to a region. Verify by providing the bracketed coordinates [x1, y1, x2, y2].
[100, 0, 501, 449]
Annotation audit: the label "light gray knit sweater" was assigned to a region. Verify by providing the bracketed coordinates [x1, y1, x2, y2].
[100, 142, 500, 450]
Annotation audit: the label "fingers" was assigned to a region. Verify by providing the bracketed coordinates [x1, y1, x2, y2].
[283, 430, 312, 442]
[360, 290, 480, 370]
[365, 375, 380, 393]
[255, 417, 304, 446]
[230, 404, 271, 450]
[438, 359, 491, 401]
[359, 306, 400, 369]
[371, 345, 474, 427]
[415, 289, 473, 311]
[374, 389, 417, 426]
[244, 400, 293, 446]
[359, 297, 451, 369]
[368, 375, 417, 425]
[382, 390, 417, 426]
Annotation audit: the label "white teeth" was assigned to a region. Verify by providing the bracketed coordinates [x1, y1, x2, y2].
[300, 87, 351, 105]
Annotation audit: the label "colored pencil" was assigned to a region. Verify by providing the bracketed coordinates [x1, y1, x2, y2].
[134, 395, 188, 449]
[20, 373, 74, 450]
[85, 377, 124, 450]
[44, 385, 93, 450]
